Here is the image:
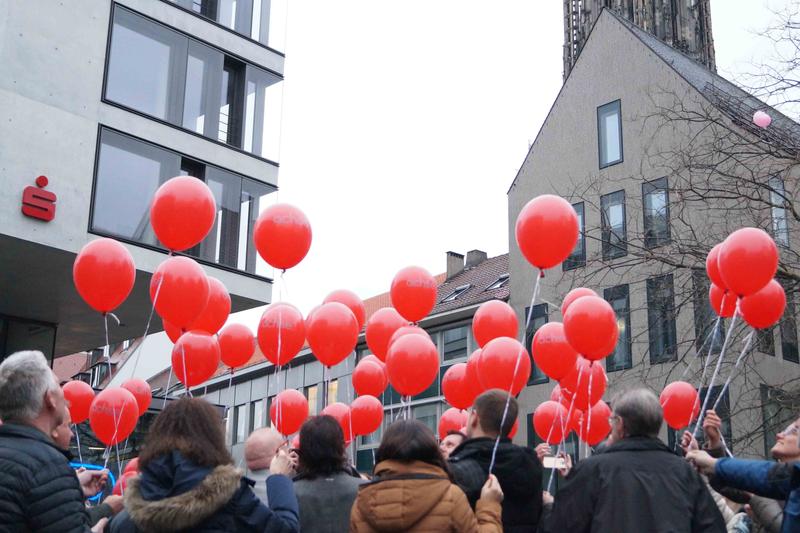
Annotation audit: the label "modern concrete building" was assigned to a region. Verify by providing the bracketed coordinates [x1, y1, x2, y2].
[0, 1, 286, 364]
[151, 250, 511, 469]
[509, 7, 800, 457]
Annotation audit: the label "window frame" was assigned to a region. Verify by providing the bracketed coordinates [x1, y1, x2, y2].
[563, 202, 586, 271]
[597, 99, 623, 169]
[525, 304, 550, 385]
[102, 4, 284, 167]
[89, 125, 276, 281]
[604, 284, 632, 372]
[441, 325, 469, 362]
[600, 189, 627, 260]
[642, 177, 671, 248]
[486, 274, 510, 291]
[441, 284, 471, 303]
[779, 278, 799, 363]
[647, 274, 678, 364]
[769, 176, 790, 248]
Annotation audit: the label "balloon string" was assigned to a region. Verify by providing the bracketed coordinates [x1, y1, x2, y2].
[547, 407, 568, 494]
[181, 343, 190, 397]
[228, 368, 235, 450]
[523, 269, 543, 341]
[277, 365, 284, 434]
[488, 344, 524, 474]
[103, 313, 113, 383]
[74, 423, 83, 463]
[691, 306, 740, 442]
[711, 329, 755, 457]
[103, 406, 123, 470]
[547, 369, 583, 493]
[127, 273, 166, 379]
[585, 368, 594, 460]
[114, 440, 122, 482]
[264, 363, 271, 429]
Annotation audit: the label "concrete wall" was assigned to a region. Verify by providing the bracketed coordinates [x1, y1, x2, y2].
[508, 12, 800, 457]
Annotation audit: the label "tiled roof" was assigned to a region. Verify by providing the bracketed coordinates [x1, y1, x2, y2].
[54, 353, 90, 383]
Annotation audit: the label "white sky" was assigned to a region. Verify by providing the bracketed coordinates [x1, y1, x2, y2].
[115, 0, 792, 383]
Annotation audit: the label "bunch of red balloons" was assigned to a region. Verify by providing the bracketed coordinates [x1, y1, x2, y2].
[706, 229, 785, 329]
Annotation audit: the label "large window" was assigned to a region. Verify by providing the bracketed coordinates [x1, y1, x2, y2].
[563, 203, 585, 271]
[327, 379, 339, 404]
[601, 190, 627, 259]
[780, 279, 799, 363]
[233, 403, 247, 444]
[604, 285, 632, 371]
[92, 128, 274, 274]
[770, 176, 790, 247]
[167, 0, 287, 52]
[643, 177, 670, 247]
[0, 315, 57, 365]
[442, 326, 469, 361]
[597, 100, 623, 168]
[413, 403, 439, 435]
[525, 304, 549, 385]
[106, 6, 283, 162]
[249, 399, 264, 432]
[647, 274, 677, 364]
[305, 385, 319, 416]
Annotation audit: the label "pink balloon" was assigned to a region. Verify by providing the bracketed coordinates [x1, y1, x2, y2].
[753, 110, 772, 129]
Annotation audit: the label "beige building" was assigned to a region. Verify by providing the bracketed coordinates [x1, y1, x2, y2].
[508, 8, 800, 458]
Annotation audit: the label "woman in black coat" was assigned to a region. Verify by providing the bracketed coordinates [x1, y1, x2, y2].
[110, 398, 299, 533]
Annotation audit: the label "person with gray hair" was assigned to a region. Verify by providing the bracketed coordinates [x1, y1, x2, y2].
[544, 387, 726, 533]
[0, 350, 109, 532]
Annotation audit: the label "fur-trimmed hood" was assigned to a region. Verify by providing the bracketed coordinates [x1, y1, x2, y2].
[124, 463, 242, 531]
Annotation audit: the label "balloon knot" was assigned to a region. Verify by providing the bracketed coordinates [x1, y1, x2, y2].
[540, 271, 545, 279]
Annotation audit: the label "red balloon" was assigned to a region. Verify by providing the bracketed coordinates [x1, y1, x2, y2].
[163, 320, 183, 343]
[254, 203, 312, 270]
[270, 389, 308, 435]
[477, 337, 531, 395]
[465, 350, 485, 398]
[390, 266, 437, 322]
[709, 285, 736, 318]
[113, 471, 137, 496]
[63, 380, 95, 424]
[389, 326, 430, 350]
[361, 354, 386, 369]
[473, 300, 519, 348]
[123, 458, 139, 474]
[324, 290, 366, 331]
[121, 379, 151, 416]
[578, 400, 612, 445]
[89, 387, 139, 445]
[706, 244, 726, 290]
[172, 330, 221, 387]
[150, 176, 216, 252]
[386, 334, 439, 396]
[515, 195, 579, 270]
[365, 308, 407, 362]
[350, 395, 383, 436]
[741, 279, 786, 329]
[219, 324, 255, 368]
[352, 360, 388, 397]
[190, 277, 230, 335]
[307, 302, 359, 367]
[563, 296, 619, 361]
[559, 357, 607, 411]
[439, 407, 468, 440]
[532, 322, 580, 380]
[73, 238, 136, 314]
[561, 287, 598, 318]
[258, 303, 305, 366]
[322, 402, 353, 443]
[441, 363, 476, 410]
[549, 384, 563, 403]
[533, 401, 568, 444]
[150, 257, 209, 331]
[567, 407, 583, 434]
[718, 228, 778, 297]
[660, 381, 700, 430]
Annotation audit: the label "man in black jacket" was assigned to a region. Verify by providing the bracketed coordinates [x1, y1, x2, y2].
[448, 389, 542, 533]
[0, 350, 107, 532]
[545, 387, 726, 533]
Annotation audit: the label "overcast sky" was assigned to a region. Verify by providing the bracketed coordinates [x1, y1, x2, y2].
[115, 0, 791, 383]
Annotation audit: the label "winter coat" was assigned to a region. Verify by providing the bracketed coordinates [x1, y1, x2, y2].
[349, 460, 502, 532]
[749, 495, 783, 533]
[109, 450, 299, 533]
[714, 457, 800, 533]
[293, 470, 365, 532]
[0, 422, 92, 532]
[545, 436, 726, 533]
[448, 436, 542, 532]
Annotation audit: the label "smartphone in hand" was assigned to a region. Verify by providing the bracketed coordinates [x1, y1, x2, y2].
[542, 456, 567, 469]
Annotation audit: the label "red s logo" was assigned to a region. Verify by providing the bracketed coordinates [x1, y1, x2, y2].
[21, 175, 56, 222]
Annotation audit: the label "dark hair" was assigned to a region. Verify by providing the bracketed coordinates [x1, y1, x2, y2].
[375, 420, 451, 478]
[474, 389, 518, 437]
[445, 430, 467, 441]
[297, 415, 346, 479]
[139, 398, 231, 469]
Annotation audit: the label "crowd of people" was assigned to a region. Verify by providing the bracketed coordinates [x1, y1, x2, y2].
[1, 349, 799, 532]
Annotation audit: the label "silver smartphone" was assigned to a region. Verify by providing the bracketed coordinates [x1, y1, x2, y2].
[542, 456, 567, 469]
